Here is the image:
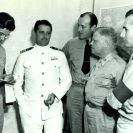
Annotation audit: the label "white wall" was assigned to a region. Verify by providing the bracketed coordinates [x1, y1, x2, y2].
[94, 0, 133, 24]
[0, 0, 93, 133]
[0, 0, 93, 73]
[2, 0, 133, 132]
[94, 0, 133, 55]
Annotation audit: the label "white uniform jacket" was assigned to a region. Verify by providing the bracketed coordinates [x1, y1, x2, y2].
[13, 45, 72, 120]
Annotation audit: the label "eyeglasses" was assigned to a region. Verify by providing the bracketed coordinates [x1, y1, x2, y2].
[0, 32, 9, 40]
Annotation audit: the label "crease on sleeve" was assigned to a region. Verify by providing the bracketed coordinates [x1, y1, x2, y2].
[13, 54, 25, 106]
[107, 91, 122, 110]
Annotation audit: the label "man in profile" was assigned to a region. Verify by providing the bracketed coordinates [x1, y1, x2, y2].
[63, 12, 98, 133]
[85, 27, 126, 133]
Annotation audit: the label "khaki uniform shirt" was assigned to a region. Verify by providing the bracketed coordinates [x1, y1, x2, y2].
[85, 52, 126, 106]
[63, 37, 98, 84]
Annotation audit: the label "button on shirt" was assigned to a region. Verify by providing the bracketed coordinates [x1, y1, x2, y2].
[85, 52, 126, 107]
[63, 37, 97, 84]
[13, 44, 72, 120]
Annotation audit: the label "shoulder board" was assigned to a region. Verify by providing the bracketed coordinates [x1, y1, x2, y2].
[50, 46, 62, 51]
[20, 47, 34, 54]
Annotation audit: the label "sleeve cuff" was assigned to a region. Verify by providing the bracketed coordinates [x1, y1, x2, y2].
[113, 81, 133, 103]
[107, 91, 122, 110]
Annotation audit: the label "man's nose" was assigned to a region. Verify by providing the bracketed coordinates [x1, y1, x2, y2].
[78, 26, 82, 32]
[120, 30, 125, 38]
[42, 33, 48, 38]
[90, 41, 93, 46]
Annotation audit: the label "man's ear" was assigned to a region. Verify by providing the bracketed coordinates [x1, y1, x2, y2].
[91, 25, 97, 31]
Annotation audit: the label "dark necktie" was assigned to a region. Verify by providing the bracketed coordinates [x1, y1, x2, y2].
[81, 40, 91, 74]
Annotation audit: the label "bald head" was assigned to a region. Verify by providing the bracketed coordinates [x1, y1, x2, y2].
[95, 27, 117, 44]
[91, 27, 117, 58]
[77, 12, 98, 40]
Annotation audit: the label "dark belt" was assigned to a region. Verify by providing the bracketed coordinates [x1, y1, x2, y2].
[86, 101, 102, 109]
[72, 81, 87, 87]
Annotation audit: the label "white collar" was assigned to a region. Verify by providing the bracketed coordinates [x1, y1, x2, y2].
[34, 44, 50, 49]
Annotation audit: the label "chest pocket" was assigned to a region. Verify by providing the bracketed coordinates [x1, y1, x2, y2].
[23, 61, 40, 78]
[23, 62, 32, 69]
[49, 59, 60, 71]
[45, 59, 61, 82]
[70, 54, 83, 68]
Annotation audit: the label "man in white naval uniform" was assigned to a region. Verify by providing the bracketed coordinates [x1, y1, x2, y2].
[107, 9, 133, 133]
[13, 20, 72, 133]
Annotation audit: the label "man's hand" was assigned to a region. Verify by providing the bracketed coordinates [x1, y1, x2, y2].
[121, 100, 133, 114]
[44, 93, 56, 108]
[0, 74, 16, 85]
[96, 74, 117, 89]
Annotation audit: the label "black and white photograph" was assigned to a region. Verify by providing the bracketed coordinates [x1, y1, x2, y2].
[1, 0, 133, 133]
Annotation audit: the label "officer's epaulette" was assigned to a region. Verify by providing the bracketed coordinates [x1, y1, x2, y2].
[20, 47, 34, 54]
[50, 46, 62, 51]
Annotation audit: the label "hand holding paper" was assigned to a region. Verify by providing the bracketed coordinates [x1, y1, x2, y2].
[0, 74, 16, 85]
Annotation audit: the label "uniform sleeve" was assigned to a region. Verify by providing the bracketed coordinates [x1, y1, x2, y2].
[0, 47, 6, 76]
[62, 42, 70, 60]
[52, 52, 72, 100]
[13, 54, 25, 106]
[104, 62, 126, 110]
[107, 60, 133, 109]
[123, 60, 133, 92]
[107, 92, 122, 110]
[115, 61, 126, 84]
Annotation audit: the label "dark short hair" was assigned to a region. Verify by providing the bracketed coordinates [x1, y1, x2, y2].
[0, 12, 15, 31]
[34, 20, 52, 32]
[80, 12, 98, 27]
[125, 9, 133, 18]
[95, 27, 117, 44]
